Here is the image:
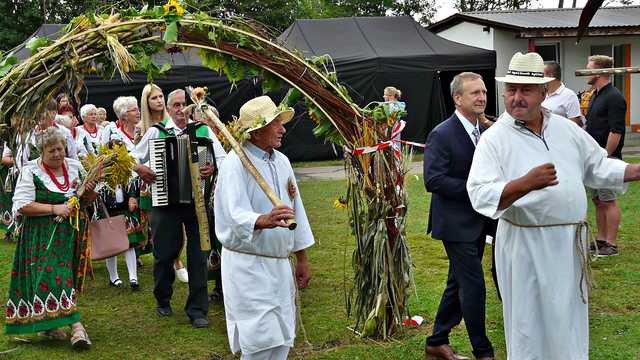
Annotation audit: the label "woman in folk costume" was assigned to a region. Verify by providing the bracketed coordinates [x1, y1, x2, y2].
[0, 141, 15, 237]
[98, 96, 147, 290]
[6, 126, 98, 349]
[136, 84, 188, 281]
[76, 104, 107, 155]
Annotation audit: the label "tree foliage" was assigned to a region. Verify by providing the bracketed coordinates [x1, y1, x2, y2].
[1, 0, 437, 52]
[455, 0, 533, 12]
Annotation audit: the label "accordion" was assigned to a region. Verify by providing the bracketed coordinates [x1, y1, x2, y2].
[149, 134, 214, 207]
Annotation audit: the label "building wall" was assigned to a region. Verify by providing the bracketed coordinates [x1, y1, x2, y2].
[435, 22, 640, 125]
[492, 30, 529, 114]
[437, 22, 493, 50]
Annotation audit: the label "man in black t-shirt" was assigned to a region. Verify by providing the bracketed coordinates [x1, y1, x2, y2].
[585, 55, 627, 257]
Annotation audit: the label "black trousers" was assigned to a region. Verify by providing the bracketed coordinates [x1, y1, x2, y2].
[151, 204, 208, 320]
[426, 236, 494, 358]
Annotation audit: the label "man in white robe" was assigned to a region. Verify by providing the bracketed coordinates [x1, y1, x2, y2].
[467, 52, 640, 360]
[214, 96, 314, 360]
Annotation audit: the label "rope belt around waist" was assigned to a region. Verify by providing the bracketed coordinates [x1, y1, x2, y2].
[221, 245, 289, 259]
[221, 245, 313, 348]
[501, 218, 595, 304]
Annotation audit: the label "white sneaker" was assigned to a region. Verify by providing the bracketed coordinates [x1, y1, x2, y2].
[175, 266, 189, 283]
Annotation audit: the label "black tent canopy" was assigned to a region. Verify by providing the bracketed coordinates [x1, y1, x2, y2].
[278, 16, 497, 160]
[12, 17, 496, 161]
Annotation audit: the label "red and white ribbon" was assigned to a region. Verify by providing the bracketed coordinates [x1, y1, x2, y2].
[345, 121, 426, 157]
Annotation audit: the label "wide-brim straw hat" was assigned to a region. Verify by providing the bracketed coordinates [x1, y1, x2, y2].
[495, 52, 555, 84]
[237, 96, 294, 133]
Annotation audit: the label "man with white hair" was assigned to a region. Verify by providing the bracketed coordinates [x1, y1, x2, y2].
[467, 52, 640, 359]
[132, 88, 226, 328]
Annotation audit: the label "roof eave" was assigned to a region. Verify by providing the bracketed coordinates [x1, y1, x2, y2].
[428, 13, 521, 33]
[518, 26, 640, 38]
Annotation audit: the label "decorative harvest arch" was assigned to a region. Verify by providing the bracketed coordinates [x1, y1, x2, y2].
[0, 3, 412, 339]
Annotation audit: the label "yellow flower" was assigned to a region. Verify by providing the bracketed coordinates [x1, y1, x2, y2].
[334, 197, 348, 209]
[192, 87, 207, 102]
[163, 0, 184, 16]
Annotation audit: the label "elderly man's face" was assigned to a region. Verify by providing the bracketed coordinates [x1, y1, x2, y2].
[455, 78, 487, 117]
[504, 83, 545, 121]
[167, 91, 186, 126]
[251, 118, 286, 152]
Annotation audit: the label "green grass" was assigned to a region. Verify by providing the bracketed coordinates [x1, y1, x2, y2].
[0, 165, 639, 359]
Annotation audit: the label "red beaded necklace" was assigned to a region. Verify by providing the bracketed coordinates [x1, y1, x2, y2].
[117, 121, 135, 142]
[42, 161, 70, 192]
[83, 124, 98, 138]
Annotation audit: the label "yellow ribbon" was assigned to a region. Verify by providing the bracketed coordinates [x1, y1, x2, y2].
[67, 196, 80, 231]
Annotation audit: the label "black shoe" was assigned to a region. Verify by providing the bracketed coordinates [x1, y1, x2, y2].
[590, 239, 607, 252]
[597, 244, 619, 257]
[191, 317, 209, 328]
[130, 279, 140, 291]
[109, 279, 123, 288]
[156, 305, 173, 317]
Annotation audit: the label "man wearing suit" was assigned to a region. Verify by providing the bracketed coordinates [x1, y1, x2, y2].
[423, 72, 496, 360]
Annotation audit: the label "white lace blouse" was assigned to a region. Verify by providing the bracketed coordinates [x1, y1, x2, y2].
[12, 158, 86, 216]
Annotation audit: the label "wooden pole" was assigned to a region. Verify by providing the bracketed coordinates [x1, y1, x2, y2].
[186, 139, 211, 251]
[199, 105, 297, 230]
[575, 67, 640, 76]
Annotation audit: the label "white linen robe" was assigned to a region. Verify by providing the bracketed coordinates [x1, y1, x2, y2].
[467, 110, 627, 360]
[214, 142, 314, 355]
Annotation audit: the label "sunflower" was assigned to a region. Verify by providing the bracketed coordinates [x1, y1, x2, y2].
[334, 196, 348, 209]
[163, 0, 185, 16]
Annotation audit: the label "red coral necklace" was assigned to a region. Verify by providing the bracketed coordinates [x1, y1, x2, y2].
[42, 161, 70, 192]
[83, 124, 98, 138]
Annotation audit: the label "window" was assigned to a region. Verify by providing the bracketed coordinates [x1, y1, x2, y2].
[535, 43, 559, 62]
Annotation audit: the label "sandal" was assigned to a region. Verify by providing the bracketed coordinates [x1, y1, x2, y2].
[109, 278, 123, 288]
[38, 328, 67, 340]
[70, 327, 91, 350]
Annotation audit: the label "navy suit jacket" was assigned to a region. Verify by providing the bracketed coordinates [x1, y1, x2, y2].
[423, 113, 497, 242]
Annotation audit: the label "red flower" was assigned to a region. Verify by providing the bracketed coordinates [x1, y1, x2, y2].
[31, 256, 37, 263]
[67, 261, 72, 268]
[53, 240, 60, 247]
[50, 251, 55, 257]
[14, 289, 20, 298]
[6, 305, 14, 318]
[65, 278, 73, 288]
[18, 304, 28, 317]
[61, 297, 69, 308]
[45, 265, 53, 273]
[36, 266, 42, 273]
[11, 271, 16, 278]
[39, 281, 48, 293]
[35, 244, 40, 251]
[40, 256, 46, 262]
[55, 275, 62, 286]
[33, 301, 43, 313]
[58, 261, 65, 267]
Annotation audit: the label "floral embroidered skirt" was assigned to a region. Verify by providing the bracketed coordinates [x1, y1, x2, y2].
[5, 178, 87, 334]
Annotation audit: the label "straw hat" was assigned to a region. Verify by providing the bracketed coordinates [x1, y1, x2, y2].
[495, 52, 554, 84]
[237, 96, 294, 133]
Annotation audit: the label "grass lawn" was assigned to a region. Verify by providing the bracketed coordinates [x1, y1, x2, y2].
[0, 162, 638, 359]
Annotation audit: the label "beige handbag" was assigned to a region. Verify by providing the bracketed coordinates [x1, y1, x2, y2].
[90, 201, 129, 260]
